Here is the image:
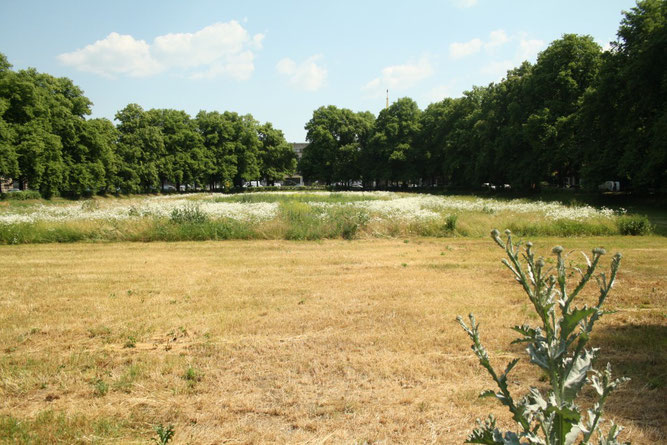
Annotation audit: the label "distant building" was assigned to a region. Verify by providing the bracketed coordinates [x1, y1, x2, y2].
[291, 143, 308, 160]
[1, 178, 16, 193]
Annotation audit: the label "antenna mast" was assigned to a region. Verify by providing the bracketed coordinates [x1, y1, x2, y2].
[386, 89, 389, 110]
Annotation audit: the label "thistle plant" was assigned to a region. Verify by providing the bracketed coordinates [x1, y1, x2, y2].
[457, 229, 629, 445]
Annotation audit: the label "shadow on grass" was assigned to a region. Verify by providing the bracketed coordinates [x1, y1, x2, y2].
[593, 323, 666, 438]
[448, 190, 667, 236]
[595, 323, 666, 389]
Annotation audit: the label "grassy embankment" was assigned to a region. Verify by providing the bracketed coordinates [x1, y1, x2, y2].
[0, 237, 664, 443]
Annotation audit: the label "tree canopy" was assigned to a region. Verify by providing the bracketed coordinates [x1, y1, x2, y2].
[299, 1, 665, 192]
[0, 62, 295, 196]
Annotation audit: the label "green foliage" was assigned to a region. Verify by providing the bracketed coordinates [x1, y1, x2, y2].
[364, 97, 421, 185]
[329, 205, 370, 240]
[0, 190, 41, 200]
[93, 378, 109, 397]
[123, 335, 136, 349]
[579, 0, 666, 192]
[152, 424, 175, 445]
[616, 214, 653, 235]
[445, 213, 458, 232]
[170, 204, 209, 224]
[506, 219, 617, 237]
[149, 218, 253, 242]
[300, 105, 375, 185]
[183, 366, 203, 388]
[280, 201, 325, 240]
[257, 122, 297, 184]
[457, 230, 629, 444]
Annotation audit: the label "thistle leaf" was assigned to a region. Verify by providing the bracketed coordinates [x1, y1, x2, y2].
[563, 349, 596, 400]
[560, 308, 597, 341]
[480, 389, 497, 399]
[564, 424, 582, 445]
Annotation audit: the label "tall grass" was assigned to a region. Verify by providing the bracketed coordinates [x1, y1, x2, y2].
[0, 192, 656, 244]
[211, 192, 386, 204]
[278, 201, 370, 240]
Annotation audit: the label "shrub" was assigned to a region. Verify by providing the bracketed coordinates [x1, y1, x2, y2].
[457, 229, 628, 444]
[329, 206, 370, 240]
[0, 190, 41, 200]
[445, 213, 458, 232]
[169, 204, 208, 224]
[617, 214, 652, 235]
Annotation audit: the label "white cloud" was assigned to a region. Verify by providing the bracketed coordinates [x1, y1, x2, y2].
[485, 29, 509, 51]
[190, 51, 255, 80]
[57, 32, 162, 78]
[363, 57, 434, 97]
[450, 30, 510, 60]
[451, 0, 478, 8]
[252, 33, 265, 50]
[426, 83, 458, 102]
[517, 37, 545, 62]
[449, 38, 483, 59]
[276, 55, 327, 91]
[481, 59, 515, 80]
[58, 21, 263, 80]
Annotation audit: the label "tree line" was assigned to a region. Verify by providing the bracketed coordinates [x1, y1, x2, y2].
[300, 0, 666, 192]
[1, 0, 664, 197]
[0, 57, 296, 197]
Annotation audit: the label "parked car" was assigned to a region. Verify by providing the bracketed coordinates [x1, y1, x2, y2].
[598, 181, 620, 192]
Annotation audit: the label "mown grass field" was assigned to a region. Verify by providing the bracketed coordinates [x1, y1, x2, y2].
[0, 236, 664, 444]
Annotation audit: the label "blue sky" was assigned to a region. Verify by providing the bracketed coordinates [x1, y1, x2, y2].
[1, 0, 637, 142]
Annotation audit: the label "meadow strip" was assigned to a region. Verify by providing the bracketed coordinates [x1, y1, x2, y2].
[0, 192, 635, 244]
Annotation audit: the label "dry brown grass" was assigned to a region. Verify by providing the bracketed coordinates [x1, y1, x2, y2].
[0, 237, 665, 444]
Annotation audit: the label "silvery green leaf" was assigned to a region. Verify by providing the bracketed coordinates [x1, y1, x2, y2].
[598, 422, 630, 445]
[564, 424, 582, 445]
[524, 433, 546, 445]
[512, 324, 539, 339]
[581, 251, 592, 268]
[563, 348, 596, 400]
[524, 387, 547, 413]
[498, 431, 522, 445]
[527, 344, 550, 371]
[466, 415, 505, 444]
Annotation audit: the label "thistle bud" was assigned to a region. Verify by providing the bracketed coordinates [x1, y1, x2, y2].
[526, 242, 533, 249]
[504, 229, 511, 236]
[491, 229, 500, 238]
[552, 245, 563, 255]
[593, 247, 606, 256]
[614, 252, 622, 260]
[536, 257, 545, 268]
